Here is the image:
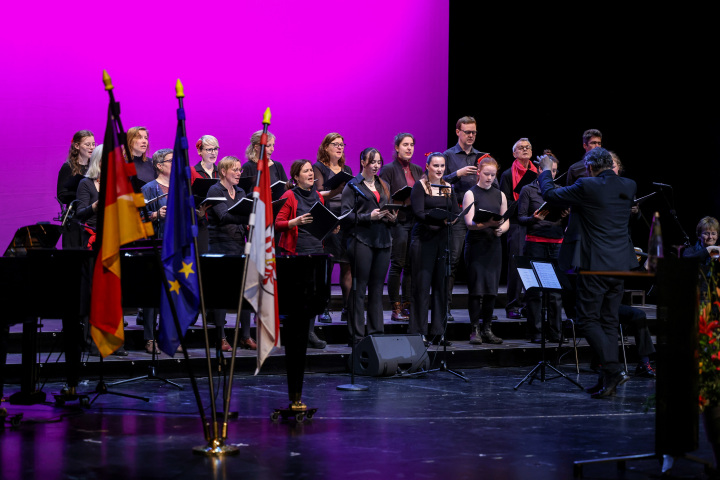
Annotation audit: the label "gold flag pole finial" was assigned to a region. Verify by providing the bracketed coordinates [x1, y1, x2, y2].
[102, 70, 113, 91]
[176, 79, 185, 99]
[263, 107, 271, 125]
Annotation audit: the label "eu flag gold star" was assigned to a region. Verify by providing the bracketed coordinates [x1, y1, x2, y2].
[179, 261, 195, 279]
[169, 279, 181, 294]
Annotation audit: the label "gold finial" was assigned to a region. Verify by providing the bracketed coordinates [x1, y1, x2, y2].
[176, 79, 185, 99]
[263, 107, 271, 125]
[103, 70, 113, 91]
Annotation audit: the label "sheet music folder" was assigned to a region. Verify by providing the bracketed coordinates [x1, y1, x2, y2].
[304, 202, 353, 241]
[515, 256, 562, 291]
[227, 197, 287, 220]
[427, 202, 474, 222]
[322, 171, 354, 191]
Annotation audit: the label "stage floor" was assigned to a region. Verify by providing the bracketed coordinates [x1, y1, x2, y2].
[0, 366, 712, 480]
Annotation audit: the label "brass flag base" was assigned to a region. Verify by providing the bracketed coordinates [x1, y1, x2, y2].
[193, 439, 240, 457]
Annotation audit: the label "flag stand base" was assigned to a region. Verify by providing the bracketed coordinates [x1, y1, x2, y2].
[192, 438, 239, 457]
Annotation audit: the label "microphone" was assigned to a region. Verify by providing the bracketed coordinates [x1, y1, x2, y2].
[652, 182, 672, 189]
[430, 184, 451, 189]
[61, 200, 79, 227]
[348, 182, 368, 200]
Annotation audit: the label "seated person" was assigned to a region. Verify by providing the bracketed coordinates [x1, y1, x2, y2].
[683, 216, 720, 264]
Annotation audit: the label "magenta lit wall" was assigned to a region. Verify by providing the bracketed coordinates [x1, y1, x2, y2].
[0, 1, 448, 246]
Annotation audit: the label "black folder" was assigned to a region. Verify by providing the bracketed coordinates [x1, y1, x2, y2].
[227, 197, 287, 220]
[322, 171, 354, 191]
[513, 170, 538, 194]
[428, 202, 474, 222]
[472, 208, 510, 224]
[391, 185, 412, 202]
[191, 178, 218, 200]
[379, 204, 403, 213]
[238, 177, 287, 201]
[536, 202, 567, 223]
[303, 202, 353, 241]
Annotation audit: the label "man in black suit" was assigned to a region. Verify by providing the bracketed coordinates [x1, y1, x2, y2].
[539, 147, 637, 398]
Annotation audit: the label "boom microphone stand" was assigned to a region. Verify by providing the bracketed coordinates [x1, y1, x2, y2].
[338, 185, 368, 391]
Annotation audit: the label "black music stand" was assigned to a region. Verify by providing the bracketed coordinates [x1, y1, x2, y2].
[405, 188, 470, 382]
[513, 257, 583, 390]
[337, 187, 368, 391]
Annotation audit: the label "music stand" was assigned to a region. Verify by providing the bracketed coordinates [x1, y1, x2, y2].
[513, 257, 583, 391]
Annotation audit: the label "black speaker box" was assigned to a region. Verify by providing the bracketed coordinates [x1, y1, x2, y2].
[350, 334, 429, 376]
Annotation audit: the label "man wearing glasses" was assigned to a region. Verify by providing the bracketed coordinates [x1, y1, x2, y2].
[443, 116, 487, 321]
[499, 138, 537, 319]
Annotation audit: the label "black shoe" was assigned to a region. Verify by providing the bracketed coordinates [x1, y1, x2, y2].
[519, 307, 528, 318]
[433, 336, 452, 347]
[340, 308, 348, 323]
[307, 332, 327, 349]
[585, 375, 604, 395]
[590, 371, 630, 399]
[491, 314, 498, 321]
[529, 334, 542, 344]
[112, 347, 129, 357]
[547, 334, 569, 344]
[447, 311, 455, 322]
[635, 361, 656, 378]
[506, 310, 521, 320]
[422, 335, 430, 347]
[318, 308, 332, 324]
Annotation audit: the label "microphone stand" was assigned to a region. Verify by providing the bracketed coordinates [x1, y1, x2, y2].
[406, 184, 468, 381]
[338, 184, 368, 391]
[655, 184, 691, 247]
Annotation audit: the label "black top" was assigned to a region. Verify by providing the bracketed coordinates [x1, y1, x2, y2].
[442, 144, 487, 203]
[410, 181, 459, 240]
[241, 160, 288, 185]
[340, 174, 394, 248]
[378, 159, 423, 224]
[293, 185, 324, 254]
[132, 155, 157, 185]
[194, 161, 220, 179]
[76, 178, 99, 229]
[57, 162, 88, 205]
[313, 162, 352, 215]
[206, 182, 249, 245]
[517, 180, 564, 240]
[141, 180, 169, 239]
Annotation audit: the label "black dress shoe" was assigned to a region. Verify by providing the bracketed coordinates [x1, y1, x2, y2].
[421, 335, 430, 347]
[318, 308, 332, 324]
[634, 361, 656, 378]
[585, 375, 604, 395]
[590, 371, 629, 399]
[432, 337, 452, 347]
[447, 311, 455, 322]
[112, 347, 129, 357]
[506, 310, 522, 320]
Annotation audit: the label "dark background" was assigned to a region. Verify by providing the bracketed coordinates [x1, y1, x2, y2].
[446, 5, 719, 254]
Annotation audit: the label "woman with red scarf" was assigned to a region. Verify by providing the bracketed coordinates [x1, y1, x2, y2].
[498, 138, 537, 320]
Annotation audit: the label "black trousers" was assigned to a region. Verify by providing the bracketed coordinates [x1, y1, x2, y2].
[505, 223, 525, 312]
[619, 304, 655, 357]
[409, 232, 448, 336]
[387, 221, 412, 304]
[347, 237, 391, 344]
[447, 218, 467, 303]
[576, 274, 624, 376]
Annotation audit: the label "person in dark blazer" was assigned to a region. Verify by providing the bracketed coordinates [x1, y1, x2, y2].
[379, 133, 423, 321]
[341, 148, 397, 345]
[539, 147, 638, 398]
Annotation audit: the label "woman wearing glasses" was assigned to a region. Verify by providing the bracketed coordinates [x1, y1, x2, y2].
[313, 133, 353, 324]
[206, 156, 256, 351]
[57, 130, 95, 249]
[341, 148, 397, 345]
[195, 135, 221, 180]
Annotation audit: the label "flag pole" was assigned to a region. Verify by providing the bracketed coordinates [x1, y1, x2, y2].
[219, 108, 272, 441]
[170, 81, 237, 457]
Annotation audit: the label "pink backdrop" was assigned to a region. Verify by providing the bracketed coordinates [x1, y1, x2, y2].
[0, 1, 448, 246]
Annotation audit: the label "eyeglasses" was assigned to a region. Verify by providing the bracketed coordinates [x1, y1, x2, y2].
[459, 130, 477, 136]
[204, 148, 219, 153]
[329, 142, 345, 149]
[81, 142, 96, 148]
[515, 145, 532, 151]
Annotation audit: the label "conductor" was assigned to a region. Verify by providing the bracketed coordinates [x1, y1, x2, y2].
[538, 147, 637, 398]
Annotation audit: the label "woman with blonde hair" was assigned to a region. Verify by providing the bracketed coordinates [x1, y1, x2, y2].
[241, 130, 287, 186]
[126, 126, 155, 185]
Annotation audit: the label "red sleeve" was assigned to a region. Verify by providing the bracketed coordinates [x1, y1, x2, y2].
[275, 190, 296, 232]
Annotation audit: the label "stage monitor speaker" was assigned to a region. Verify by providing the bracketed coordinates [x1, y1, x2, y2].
[350, 334, 429, 376]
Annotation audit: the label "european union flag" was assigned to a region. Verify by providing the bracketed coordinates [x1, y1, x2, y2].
[158, 106, 199, 356]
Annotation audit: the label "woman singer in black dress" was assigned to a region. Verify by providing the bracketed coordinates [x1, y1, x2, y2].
[206, 156, 256, 351]
[409, 153, 459, 346]
[340, 148, 397, 345]
[463, 155, 508, 345]
[313, 133, 353, 323]
[57, 129, 95, 248]
[275, 160, 328, 349]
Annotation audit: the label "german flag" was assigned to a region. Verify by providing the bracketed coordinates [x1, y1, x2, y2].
[89, 101, 152, 357]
